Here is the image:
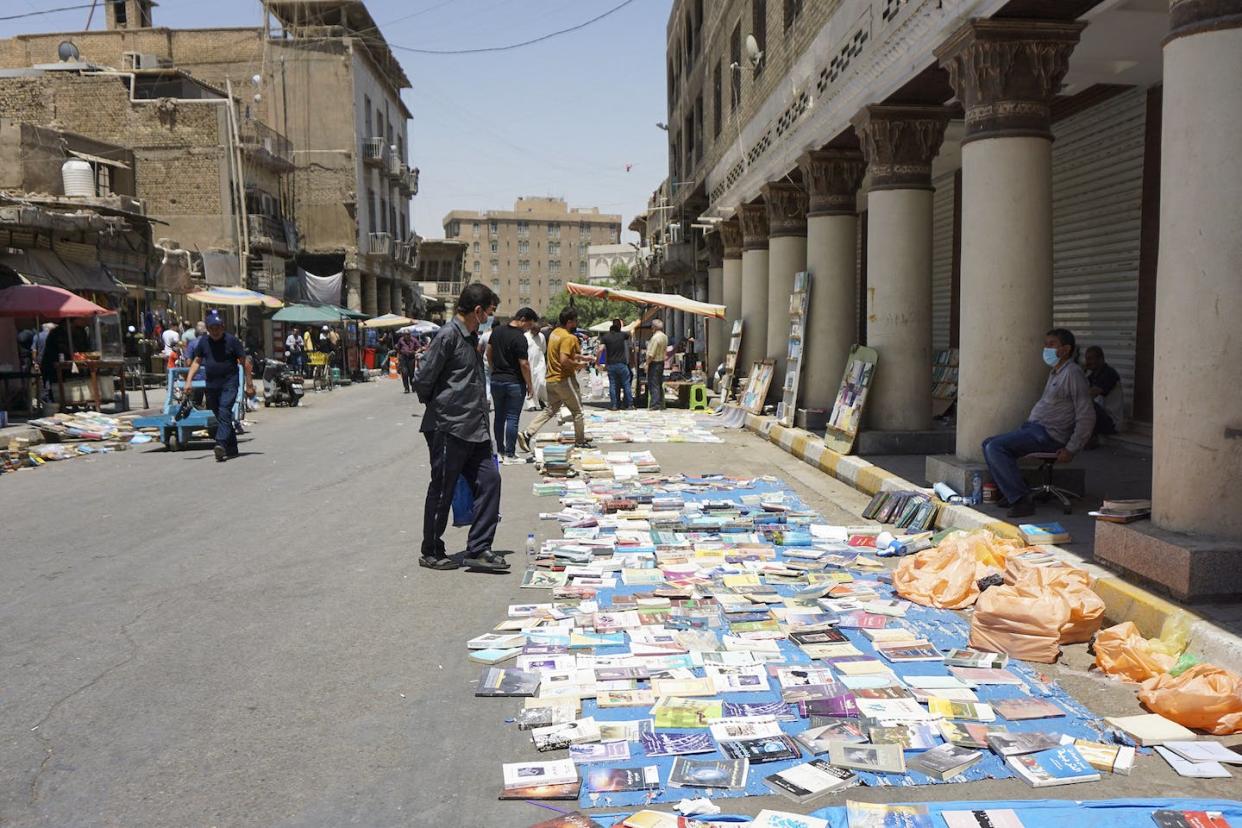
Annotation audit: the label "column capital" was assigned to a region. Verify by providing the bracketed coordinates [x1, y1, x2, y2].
[800, 149, 866, 217]
[1169, 0, 1242, 41]
[761, 181, 808, 238]
[738, 201, 770, 251]
[851, 105, 949, 191]
[720, 218, 743, 259]
[706, 231, 724, 268]
[936, 18, 1085, 143]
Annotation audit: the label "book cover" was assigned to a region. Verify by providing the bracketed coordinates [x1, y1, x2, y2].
[763, 759, 857, 803]
[941, 809, 1026, 828]
[652, 697, 723, 729]
[828, 741, 905, 774]
[496, 780, 582, 801]
[584, 765, 660, 793]
[876, 642, 943, 662]
[1104, 713, 1198, 746]
[667, 757, 749, 789]
[986, 731, 1061, 756]
[1153, 746, 1234, 779]
[597, 689, 657, 708]
[867, 723, 940, 751]
[752, 810, 829, 828]
[468, 647, 522, 665]
[802, 693, 860, 719]
[944, 649, 1009, 669]
[475, 667, 540, 697]
[939, 721, 1006, 750]
[796, 720, 868, 753]
[927, 697, 996, 722]
[502, 758, 578, 790]
[531, 717, 601, 752]
[948, 667, 1023, 686]
[639, 730, 715, 757]
[994, 698, 1065, 721]
[906, 744, 982, 780]
[845, 800, 932, 827]
[719, 734, 803, 764]
[1151, 811, 1233, 828]
[708, 716, 784, 742]
[525, 812, 603, 828]
[569, 741, 630, 764]
[1006, 745, 1101, 787]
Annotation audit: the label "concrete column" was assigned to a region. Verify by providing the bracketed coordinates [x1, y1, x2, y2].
[721, 219, 743, 378]
[345, 270, 362, 313]
[377, 276, 391, 316]
[800, 149, 867, 411]
[391, 279, 403, 316]
[362, 272, 378, 317]
[853, 105, 949, 432]
[737, 201, 769, 381]
[763, 182, 808, 395]
[706, 232, 725, 372]
[1151, 5, 1242, 540]
[938, 19, 1084, 460]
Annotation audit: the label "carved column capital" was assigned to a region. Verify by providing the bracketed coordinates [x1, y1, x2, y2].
[799, 149, 866, 217]
[719, 218, 743, 259]
[851, 105, 949, 191]
[706, 231, 724, 268]
[1168, 0, 1242, 41]
[738, 201, 770, 252]
[761, 182, 808, 238]
[936, 19, 1085, 143]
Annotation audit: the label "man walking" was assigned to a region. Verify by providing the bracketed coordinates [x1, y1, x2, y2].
[488, 307, 539, 462]
[413, 283, 509, 572]
[600, 318, 634, 410]
[517, 308, 594, 452]
[396, 328, 419, 393]
[645, 319, 668, 410]
[285, 326, 305, 374]
[183, 309, 255, 462]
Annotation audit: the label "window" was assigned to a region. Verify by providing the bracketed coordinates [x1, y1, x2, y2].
[579, 260, 587, 275]
[784, 0, 803, 29]
[472, 221, 480, 237]
[490, 259, 499, 275]
[518, 240, 529, 254]
[730, 23, 741, 110]
[517, 220, 529, 238]
[548, 223, 560, 240]
[490, 277, 500, 289]
[401, 213, 407, 240]
[489, 220, 498, 235]
[365, 95, 372, 136]
[472, 241, 480, 254]
[694, 93, 704, 163]
[549, 260, 561, 275]
[550, 278, 561, 290]
[752, 0, 767, 77]
[397, 135, 404, 161]
[381, 198, 389, 233]
[713, 62, 723, 138]
[473, 260, 481, 273]
[684, 112, 694, 172]
[519, 260, 530, 274]
[377, 112, 384, 143]
[548, 241, 560, 256]
[96, 164, 112, 196]
[490, 240, 498, 253]
[390, 205, 397, 238]
[367, 189, 376, 232]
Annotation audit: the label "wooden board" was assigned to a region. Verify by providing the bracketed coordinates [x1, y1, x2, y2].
[740, 360, 774, 415]
[718, 319, 744, 405]
[823, 345, 878, 455]
[777, 271, 811, 427]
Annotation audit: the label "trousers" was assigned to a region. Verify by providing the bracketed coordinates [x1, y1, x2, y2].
[647, 362, 665, 409]
[525, 379, 585, 443]
[982, 420, 1063, 503]
[421, 430, 500, 559]
[490, 380, 525, 456]
[399, 354, 416, 392]
[606, 363, 633, 409]
[205, 382, 239, 454]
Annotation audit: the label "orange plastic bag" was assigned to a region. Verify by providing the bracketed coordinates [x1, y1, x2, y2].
[1093, 621, 1177, 682]
[893, 530, 1014, 610]
[1138, 664, 1242, 735]
[1025, 566, 1105, 644]
[970, 577, 1070, 663]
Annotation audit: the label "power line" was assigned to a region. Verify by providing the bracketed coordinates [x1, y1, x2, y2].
[388, 0, 638, 55]
[0, 2, 96, 22]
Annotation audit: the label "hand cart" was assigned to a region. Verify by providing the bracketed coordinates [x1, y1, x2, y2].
[131, 367, 244, 451]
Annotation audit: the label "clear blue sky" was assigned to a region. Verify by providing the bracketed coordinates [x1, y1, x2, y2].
[7, 0, 672, 241]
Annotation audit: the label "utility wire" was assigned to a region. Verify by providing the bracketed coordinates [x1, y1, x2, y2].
[388, 0, 638, 55]
[0, 2, 96, 21]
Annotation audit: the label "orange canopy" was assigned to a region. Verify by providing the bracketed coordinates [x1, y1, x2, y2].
[565, 282, 725, 319]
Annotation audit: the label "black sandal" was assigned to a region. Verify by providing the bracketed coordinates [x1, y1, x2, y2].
[419, 555, 460, 571]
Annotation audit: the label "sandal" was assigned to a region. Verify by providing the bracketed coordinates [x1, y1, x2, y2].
[462, 551, 511, 571]
[419, 555, 461, 571]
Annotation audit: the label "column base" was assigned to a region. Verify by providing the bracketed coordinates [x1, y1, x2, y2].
[1095, 521, 1242, 602]
[925, 453, 1087, 499]
[795, 407, 828, 432]
[857, 429, 955, 456]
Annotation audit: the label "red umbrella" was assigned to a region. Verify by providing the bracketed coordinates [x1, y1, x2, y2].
[0, 284, 115, 318]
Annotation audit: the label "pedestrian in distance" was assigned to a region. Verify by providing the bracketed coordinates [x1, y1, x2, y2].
[517, 307, 595, 452]
[645, 318, 669, 410]
[395, 328, 419, 393]
[413, 283, 509, 572]
[600, 318, 635, 410]
[182, 309, 255, 462]
[488, 306, 540, 463]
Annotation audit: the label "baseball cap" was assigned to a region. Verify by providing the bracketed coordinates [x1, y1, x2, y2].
[205, 309, 224, 326]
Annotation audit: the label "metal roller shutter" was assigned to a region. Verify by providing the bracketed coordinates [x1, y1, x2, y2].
[1052, 87, 1147, 420]
[931, 171, 955, 352]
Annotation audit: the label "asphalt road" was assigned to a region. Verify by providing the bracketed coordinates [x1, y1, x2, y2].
[1, 381, 1234, 827]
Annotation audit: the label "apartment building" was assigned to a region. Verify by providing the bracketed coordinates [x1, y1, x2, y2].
[442, 197, 621, 315]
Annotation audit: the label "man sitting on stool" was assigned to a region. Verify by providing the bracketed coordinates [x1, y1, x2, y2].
[982, 328, 1095, 518]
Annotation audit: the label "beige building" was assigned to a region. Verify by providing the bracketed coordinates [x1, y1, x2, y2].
[656, 0, 1242, 600]
[443, 197, 621, 315]
[414, 238, 467, 321]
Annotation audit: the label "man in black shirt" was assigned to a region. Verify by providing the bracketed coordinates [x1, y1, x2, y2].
[1084, 345, 1124, 440]
[600, 318, 634, 410]
[487, 306, 539, 462]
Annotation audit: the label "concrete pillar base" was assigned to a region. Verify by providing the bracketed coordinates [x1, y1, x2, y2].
[795, 407, 830, 433]
[1095, 521, 1242, 602]
[856, 429, 956, 457]
[926, 453, 1086, 501]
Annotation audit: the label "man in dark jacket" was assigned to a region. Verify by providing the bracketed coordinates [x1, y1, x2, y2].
[413, 283, 508, 572]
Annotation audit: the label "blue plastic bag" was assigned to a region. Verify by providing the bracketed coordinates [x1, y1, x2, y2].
[451, 475, 474, 527]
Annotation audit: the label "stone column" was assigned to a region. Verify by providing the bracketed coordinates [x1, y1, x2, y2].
[800, 149, 867, 412]
[1152, 2, 1242, 541]
[737, 201, 770, 381]
[763, 182, 808, 394]
[937, 19, 1084, 460]
[377, 276, 391, 316]
[853, 105, 949, 432]
[391, 279, 403, 316]
[362, 272, 378, 317]
[706, 233, 725, 372]
[345, 270, 362, 313]
[721, 218, 743, 371]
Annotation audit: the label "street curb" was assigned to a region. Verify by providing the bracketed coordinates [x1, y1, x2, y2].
[741, 413, 1240, 667]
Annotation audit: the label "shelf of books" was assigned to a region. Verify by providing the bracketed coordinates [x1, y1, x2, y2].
[719, 319, 743, 405]
[932, 347, 959, 417]
[777, 271, 811, 427]
[824, 344, 878, 455]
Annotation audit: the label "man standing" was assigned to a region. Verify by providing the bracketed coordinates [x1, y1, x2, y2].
[517, 308, 593, 451]
[285, 327, 304, 373]
[600, 318, 634, 410]
[1084, 345, 1125, 440]
[396, 328, 419, 393]
[645, 319, 669, 410]
[183, 309, 255, 462]
[488, 307, 539, 462]
[982, 328, 1095, 517]
[413, 283, 508, 572]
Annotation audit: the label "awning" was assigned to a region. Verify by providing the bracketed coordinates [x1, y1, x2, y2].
[565, 282, 725, 319]
[0, 248, 125, 294]
[271, 304, 345, 324]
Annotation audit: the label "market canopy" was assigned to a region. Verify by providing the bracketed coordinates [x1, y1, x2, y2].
[321, 303, 369, 320]
[187, 286, 284, 308]
[271, 304, 344, 324]
[397, 320, 440, 335]
[565, 282, 725, 319]
[0, 248, 125, 295]
[0, 284, 115, 318]
[361, 313, 414, 329]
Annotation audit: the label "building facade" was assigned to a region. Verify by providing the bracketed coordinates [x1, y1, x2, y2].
[586, 243, 639, 285]
[658, 0, 1241, 600]
[443, 197, 621, 315]
[414, 238, 467, 322]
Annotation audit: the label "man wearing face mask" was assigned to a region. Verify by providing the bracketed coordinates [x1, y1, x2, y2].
[982, 328, 1095, 518]
[413, 283, 509, 572]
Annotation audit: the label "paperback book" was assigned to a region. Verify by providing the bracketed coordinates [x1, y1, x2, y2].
[475, 667, 540, 697]
[827, 740, 905, 773]
[584, 765, 660, 793]
[906, 744, 983, 780]
[667, 757, 749, 789]
[638, 730, 715, 757]
[1006, 745, 1101, 787]
[763, 759, 858, 803]
[718, 734, 803, 764]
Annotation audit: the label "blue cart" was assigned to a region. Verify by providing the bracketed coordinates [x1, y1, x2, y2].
[132, 367, 243, 451]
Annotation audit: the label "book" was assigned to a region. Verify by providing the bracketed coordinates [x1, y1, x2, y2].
[876, 642, 942, 662]
[719, 734, 803, 764]
[1151, 810, 1234, 828]
[584, 765, 660, 792]
[939, 721, 1006, 750]
[986, 731, 1062, 756]
[1063, 738, 1136, 774]
[525, 812, 603, 828]
[751, 810, 829, 828]
[468, 646, 522, 665]
[638, 730, 715, 757]
[708, 715, 784, 742]
[468, 632, 526, 650]
[944, 648, 1009, 669]
[516, 704, 577, 730]
[827, 740, 905, 773]
[502, 758, 578, 790]
[1164, 741, 1242, 764]
[763, 759, 858, 803]
[906, 744, 983, 780]
[1104, 713, 1199, 746]
[597, 689, 657, 708]
[867, 722, 940, 751]
[569, 741, 630, 763]
[531, 717, 601, 752]
[855, 698, 933, 722]
[1154, 745, 1234, 778]
[598, 719, 653, 743]
[795, 720, 867, 753]
[941, 809, 1026, 828]
[475, 667, 540, 697]
[1018, 522, 1070, 544]
[994, 698, 1065, 721]
[667, 756, 749, 789]
[928, 697, 996, 722]
[948, 667, 1023, 686]
[651, 697, 723, 729]
[496, 780, 582, 801]
[845, 800, 932, 827]
[1006, 745, 1101, 787]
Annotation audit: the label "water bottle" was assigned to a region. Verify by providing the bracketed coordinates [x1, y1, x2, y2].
[969, 471, 983, 506]
[525, 533, 536, 567]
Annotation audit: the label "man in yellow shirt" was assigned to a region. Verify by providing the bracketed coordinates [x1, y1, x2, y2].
[517, 308, 593, 451]
[645, 318, 669, 410]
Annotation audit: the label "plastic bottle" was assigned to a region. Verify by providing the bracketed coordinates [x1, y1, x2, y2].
[969, 471, 983, 506]
[525, 533, 536, 567]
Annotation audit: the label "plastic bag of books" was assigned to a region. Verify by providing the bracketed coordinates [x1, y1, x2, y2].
[1138, 664, 1242, 735]
[969, 577, 1069, 663]
[1092, 621, 1178, 683]
[1022, 565, 1105, 644]
[892, 544, 995, 610]
[938, 529, 1022, 570]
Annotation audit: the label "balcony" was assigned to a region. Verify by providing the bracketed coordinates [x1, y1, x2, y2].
[361, 137, 387, 167]
[247, 213, 295, 254]
[386, 151, 403, 179]
[238, 120, 294, 172]
[394, 239, 417, 268]
[366, 231, 393, 257]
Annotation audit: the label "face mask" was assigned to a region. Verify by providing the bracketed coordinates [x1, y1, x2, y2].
[1042, 347, 1060, 367]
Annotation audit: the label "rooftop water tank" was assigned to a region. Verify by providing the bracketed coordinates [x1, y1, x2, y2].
[61, 158, 95, 197]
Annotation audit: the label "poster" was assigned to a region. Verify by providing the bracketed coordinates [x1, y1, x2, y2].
[776, 272, 811, 427]
[823, 345, 878, 455]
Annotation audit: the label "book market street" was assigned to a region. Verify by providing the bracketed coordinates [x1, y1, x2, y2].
[2, 380, 1240, 828]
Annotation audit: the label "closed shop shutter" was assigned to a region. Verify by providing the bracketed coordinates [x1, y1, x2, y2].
[1052, 87, 1147, 420]
[931, 171, 956, 352]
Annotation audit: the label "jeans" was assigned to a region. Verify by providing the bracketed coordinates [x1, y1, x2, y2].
[606, 363, 632, 409]
[205, 382, 239, 455]
[399, 354, 416, 392]
[490, 380, 525, 456]
[525, 379, 585, 444]
[982, 420, 1064, 504]
[421, 431, 500, 559]
[647, 362, 665, 409]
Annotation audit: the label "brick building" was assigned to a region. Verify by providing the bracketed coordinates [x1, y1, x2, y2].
[442, 197, 621, 315]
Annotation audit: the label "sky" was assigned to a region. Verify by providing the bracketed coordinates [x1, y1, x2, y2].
[5, 0, 672, 242]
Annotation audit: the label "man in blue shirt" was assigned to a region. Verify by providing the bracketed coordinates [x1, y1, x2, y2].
[183, 309, 254, 462]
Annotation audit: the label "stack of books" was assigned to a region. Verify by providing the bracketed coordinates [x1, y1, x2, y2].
[1090, 498, 1152, 523]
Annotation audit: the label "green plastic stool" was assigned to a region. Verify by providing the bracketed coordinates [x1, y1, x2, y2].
[688, 383, 708, 411]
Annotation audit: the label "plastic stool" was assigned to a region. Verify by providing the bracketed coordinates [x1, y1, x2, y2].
[688, 383, 708, 411]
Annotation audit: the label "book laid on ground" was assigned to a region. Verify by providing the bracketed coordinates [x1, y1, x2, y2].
[515, 703, 577, 731]
[867, 723, 940, 751]
[639, 730, 715, 757]
[751, 810, 829, 828]
[1151, 810, 1234, 828]
[719, 734, 803, 764]
[468, 646, 522, 665]
[667, 756, 749, 789]
[906, 744, 983, 780]
[1164, 741, 1242, 764]
[1018, 522, 1071, 544]
[708, 715, 784, 742]
[941, 809, 1026, 828]
[927, 697, 996, 722]
[468, 632, 527, 650]
[1060, 737, 1136, 774]
[496, 780, 582, 801]
[986, 731, 1062, 756]
[531, 717, 601, 752]
[569, 741, 630, 764]
[875, 641, 943, 662]
[994, 698, 1066, 721]
[1154, 745, 1234, 779]
[763, 759, 858, 803]
[948, 666, 1024, 686]
[795, 720, 867, 753]
[584, 765, 661, 793]
[502, 758, 578, 791]
[827, 740, 905, 773]
[944, 648, 1009, 669]
[1104, 713, 1199, 746]
[940, 721, 1007, 750]
[525, 812, 603, 828]
[845, 800, 932, 827]
[475, 667, 540, 697]
[1006, 744, 1101, 787]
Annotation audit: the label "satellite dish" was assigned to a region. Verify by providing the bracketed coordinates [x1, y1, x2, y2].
[745, 34, 763, 67]
[251, 73, 262, 85]
[57, 40, 80, 62]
